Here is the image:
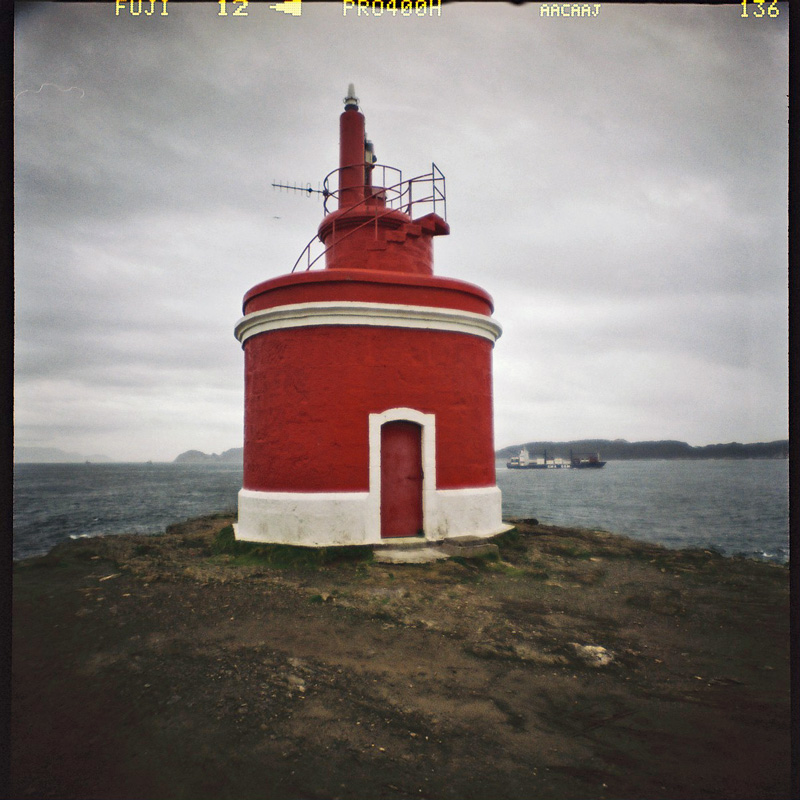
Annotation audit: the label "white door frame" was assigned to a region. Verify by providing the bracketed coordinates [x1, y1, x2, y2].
[367, 408, 436, 540]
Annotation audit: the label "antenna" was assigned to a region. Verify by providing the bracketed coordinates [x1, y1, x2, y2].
[271, 180, 329, 199]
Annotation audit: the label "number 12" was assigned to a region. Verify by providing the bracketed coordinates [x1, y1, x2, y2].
[219, 0, 248, 15]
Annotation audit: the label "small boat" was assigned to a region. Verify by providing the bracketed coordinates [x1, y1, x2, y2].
[569, 450, 606, 469]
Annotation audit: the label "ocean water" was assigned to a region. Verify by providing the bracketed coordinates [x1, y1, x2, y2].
[12, 460, 789, 563]
[497, 459, 789, 563]
[13, 463, 242, 562]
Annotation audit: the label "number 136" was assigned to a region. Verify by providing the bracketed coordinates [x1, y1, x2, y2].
[741, 0, 779, 17]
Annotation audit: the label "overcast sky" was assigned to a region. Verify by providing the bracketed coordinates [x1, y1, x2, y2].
[14, 1, 788, 462]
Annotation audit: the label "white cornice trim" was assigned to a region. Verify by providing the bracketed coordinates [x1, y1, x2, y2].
[234, 301, 502, 345]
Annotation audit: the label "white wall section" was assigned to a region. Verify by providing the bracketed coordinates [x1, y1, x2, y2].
[235, 484, 509, 547]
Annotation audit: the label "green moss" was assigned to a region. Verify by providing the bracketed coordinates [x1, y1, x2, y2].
[492, 528, 530, 559]
[451, 549, 500, 573]
[210, 525, 373, 568]
[490, 562, 527, 578]
[548, 543, 593, 560]
[525, 569, 551, 581]
[493, 527, 522, 547]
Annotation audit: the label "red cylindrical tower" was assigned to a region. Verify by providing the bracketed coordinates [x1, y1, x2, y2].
[235, 87, 508, 550]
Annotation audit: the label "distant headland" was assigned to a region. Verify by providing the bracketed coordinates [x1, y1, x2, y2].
[14, 440, 788, 465]
[173, 448, 244, 464]
[14, 447, 112, 464]
[176, 439, 789, 464]
[496, 439, 789, 460]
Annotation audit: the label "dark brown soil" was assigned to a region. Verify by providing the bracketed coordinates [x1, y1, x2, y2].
[11, 515, 792, 800]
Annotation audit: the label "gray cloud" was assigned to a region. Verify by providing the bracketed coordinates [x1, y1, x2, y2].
[14, 2, 788, 460]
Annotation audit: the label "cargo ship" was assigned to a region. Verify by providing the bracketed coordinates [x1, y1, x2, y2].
[506, 448, 571, 469]
[569, 450, 606, 469]
[506, 448, 606, 469]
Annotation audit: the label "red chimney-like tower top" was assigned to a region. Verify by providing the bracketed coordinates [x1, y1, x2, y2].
[315, 83, 450, 275]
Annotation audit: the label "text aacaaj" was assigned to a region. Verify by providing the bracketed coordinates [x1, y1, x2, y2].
[540, 4, 601, 16]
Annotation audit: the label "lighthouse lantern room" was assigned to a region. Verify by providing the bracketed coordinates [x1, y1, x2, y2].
[234, 86, 509, 550]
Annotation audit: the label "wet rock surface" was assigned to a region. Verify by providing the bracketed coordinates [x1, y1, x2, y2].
[12, 515, 792, 799]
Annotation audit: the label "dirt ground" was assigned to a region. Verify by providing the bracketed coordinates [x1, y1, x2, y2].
[11, 515, 793, 800]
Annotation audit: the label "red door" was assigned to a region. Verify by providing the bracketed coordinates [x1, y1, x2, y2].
[380, 421, 424, 538]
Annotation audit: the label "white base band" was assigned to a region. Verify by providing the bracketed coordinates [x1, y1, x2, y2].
[236, 485, 507, 547]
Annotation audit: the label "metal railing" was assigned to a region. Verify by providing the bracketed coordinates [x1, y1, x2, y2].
[290, 163, 446, 273]
[322, 163, 404, 214]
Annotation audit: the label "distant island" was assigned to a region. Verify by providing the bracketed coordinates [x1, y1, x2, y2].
[173, 448, 244, 464]
[496, 439, 789, 461]
[14, 447, 112, 464]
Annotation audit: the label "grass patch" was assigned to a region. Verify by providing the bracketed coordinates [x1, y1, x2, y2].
[492, 528, 529, 559]
[450, 549, 501, 575]
[210, 525, 373, 568]
[179, 537, 208, 549]
[525, 569, 551, 581]
[547, 543, 594, 560]
[490, 562, 528, 578]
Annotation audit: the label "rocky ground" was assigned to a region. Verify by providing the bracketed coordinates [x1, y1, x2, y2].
[11, 515, 793, 800]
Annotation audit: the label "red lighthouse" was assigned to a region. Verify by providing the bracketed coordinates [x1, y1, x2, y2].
[235, 86, 508, 553]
